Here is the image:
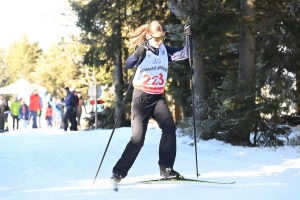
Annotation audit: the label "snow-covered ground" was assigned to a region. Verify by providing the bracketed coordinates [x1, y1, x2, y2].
[0, 122, 299, 200]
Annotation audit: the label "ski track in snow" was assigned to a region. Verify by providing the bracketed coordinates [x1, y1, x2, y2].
[0, 125, 299, 200]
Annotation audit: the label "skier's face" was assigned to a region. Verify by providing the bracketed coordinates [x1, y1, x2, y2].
[147, 31, 165, 48]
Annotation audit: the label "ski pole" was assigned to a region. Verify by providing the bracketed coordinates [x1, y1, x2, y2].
[185, 23, 199, 177]
[92, 45, 147, 184]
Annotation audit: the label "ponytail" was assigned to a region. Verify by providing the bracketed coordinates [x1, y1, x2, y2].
[129, 24, 148, 48]
[129, 20, 166, 48]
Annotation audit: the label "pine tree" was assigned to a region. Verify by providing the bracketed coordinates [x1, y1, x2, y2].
[5, 35, 42, 83]
[0, 48, 9, 87]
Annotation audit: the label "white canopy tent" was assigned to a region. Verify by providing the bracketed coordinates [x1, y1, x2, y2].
[0, 78, 47, 104]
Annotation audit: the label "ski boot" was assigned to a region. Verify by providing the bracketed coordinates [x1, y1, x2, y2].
[160, 167, 180, 179]
[110, 173, 122, 191]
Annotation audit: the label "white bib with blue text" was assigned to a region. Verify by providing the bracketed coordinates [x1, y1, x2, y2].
[133, 44, 168, 94]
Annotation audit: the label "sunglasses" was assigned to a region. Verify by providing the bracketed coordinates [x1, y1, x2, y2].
[150, 35, 166, 42]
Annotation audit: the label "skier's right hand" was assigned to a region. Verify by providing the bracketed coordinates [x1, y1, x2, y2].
[134, 44, 147, 58]
[184, 24, 193, 36]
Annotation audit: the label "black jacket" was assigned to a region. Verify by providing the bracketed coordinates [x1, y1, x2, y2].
[0, 100, 6, 116]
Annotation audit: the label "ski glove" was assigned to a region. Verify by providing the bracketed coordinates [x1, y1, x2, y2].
[134, 44, 147, 58]
[184, 24, 193, 36]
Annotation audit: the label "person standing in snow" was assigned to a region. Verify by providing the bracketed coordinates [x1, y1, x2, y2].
[111, 20, 193, 184]
[28, 89, 42, 129]
[37, 97, 43, 128]
[70, 88, 79, 131]
[10, 96, 21, 130]
[45, 102, 53, 129]
[19, 99, 29, 129]
[53, 98, 62, 128]
[60, 98, 65, 129]
[63, 87, 76, 131]
[76, 92, 86, 130]
[3, 97, 10, 132]
[0, 95, 7, 132]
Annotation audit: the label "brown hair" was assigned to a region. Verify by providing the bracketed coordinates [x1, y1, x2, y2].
[129, 20, 166, 48]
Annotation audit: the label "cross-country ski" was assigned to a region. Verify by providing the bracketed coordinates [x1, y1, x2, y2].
[137, 175, 236, 185]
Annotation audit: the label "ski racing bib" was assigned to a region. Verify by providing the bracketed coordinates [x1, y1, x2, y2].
[133, 44, 169, 94]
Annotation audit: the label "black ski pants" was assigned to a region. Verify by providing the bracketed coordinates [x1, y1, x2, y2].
[12, 115, 19, 130]
[0, 114, 4, 131]
[63, 109, 73, 131]
[70, 111, 77, 131]
[113, 89, 177, 178]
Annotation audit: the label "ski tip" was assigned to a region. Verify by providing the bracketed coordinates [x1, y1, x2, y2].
[178, 175, 185, 179]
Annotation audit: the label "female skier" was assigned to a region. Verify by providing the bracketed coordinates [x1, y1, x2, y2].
[111, 20, 193, 184]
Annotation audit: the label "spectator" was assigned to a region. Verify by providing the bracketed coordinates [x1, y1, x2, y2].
[63, 87, 76, 131]
[29, 89, 42, 129]
[45, 102, 53, 129]
[3, 97, 10, 132]
[0, 95, 6, 132]
[10, 96, 21, 130]
[60, 98, 65, 129]
[70, 87, 78, 131]
[53, 99, 61, 128]
[76, 92, 87, 130]
[19, 99, 29, 129]
[50, 97, 57, 127]
[37, 96, 43, 128]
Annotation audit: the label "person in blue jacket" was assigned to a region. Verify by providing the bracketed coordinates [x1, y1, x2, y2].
[63, 87, 76, 131]
[111, 20, 193, 185]
[19, 99, 30, 129]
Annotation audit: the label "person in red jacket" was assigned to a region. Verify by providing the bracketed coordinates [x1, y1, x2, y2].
[29, 89, 42, 129]
[45, 102, 53, 129]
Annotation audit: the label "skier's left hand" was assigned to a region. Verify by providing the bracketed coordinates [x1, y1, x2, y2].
[184, 24, 193, 36]
[134, 44, 147, 58]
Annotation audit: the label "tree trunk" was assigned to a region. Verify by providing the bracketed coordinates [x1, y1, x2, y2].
[114, 48, 124, 127]
[193, 40, 206, 133]
[113, 14, 124, 127]
[193, 41, 206, 101]
[296, 70, 300, 114]
[238, 0, 256, 143]
[238, 0, 256, 83]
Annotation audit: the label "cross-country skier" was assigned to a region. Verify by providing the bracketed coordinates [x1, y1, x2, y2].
[111, 20, 193, 185]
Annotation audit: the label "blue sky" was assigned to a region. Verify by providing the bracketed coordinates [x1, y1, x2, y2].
[0, 0, 79, 51]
